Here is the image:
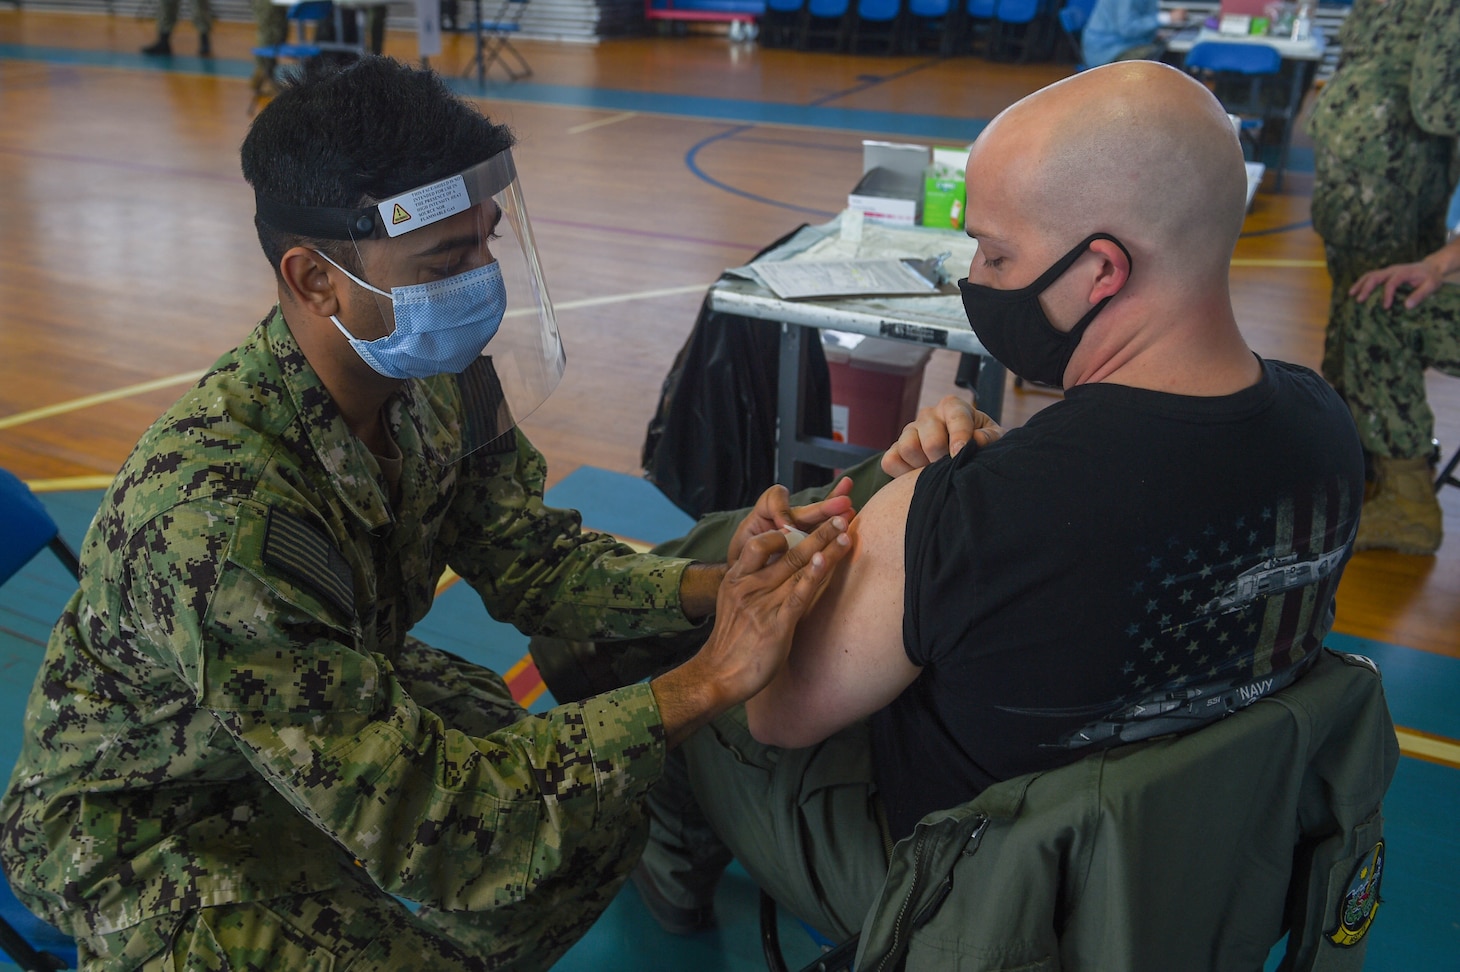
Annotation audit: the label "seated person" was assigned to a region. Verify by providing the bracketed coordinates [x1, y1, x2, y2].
[1343, 232, 1460, 553]
[1081, 0, 1180, 67]
[635, 60, 1365, 944]
[0, 57, 853, 971]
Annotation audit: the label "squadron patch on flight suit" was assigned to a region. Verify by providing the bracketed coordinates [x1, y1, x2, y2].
[262, 508, 355, 619]
[1328, 840, 1383, 947]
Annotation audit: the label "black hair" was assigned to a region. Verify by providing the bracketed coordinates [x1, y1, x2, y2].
[240, 56, 516, 273]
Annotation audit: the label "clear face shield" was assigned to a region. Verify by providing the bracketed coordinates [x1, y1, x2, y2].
[257, 149, 564, 463]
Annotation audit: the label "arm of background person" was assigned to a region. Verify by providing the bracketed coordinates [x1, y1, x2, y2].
[744, 469, 923, 748]
[1351, 234, 1460, 309]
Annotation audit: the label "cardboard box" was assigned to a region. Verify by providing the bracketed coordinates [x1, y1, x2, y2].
[848, 167, 921, 226]
[921, 145, 970, 230]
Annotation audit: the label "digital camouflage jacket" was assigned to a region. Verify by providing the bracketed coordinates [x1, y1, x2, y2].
[0, 308, 695, 939]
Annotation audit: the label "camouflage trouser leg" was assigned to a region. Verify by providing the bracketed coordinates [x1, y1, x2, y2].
[80, 645, 650, 971]
[82, 873, 489, 971]
[251, 0, 289, 71]
[188, 0, 215, 35]
[154, 0, 181, 33]
[1310, 131, 1453, 394]
[1340, 282, 1460, 460]
[389, 641, 654, 972]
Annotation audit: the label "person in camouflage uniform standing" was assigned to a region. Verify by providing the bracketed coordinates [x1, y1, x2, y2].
[1306, 0, 1460, 553]
[0, 57, 854, 971]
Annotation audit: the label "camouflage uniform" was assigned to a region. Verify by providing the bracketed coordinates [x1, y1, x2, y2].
[157, 0, 214, 37]
[0, 308, 700, 970]
[1306, 0, 1460, 459]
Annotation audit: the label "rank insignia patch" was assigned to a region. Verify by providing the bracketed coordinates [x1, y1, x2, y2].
[1328, 840, 1383, 947]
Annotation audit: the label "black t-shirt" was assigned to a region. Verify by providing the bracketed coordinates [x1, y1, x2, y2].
[873, 359, 1364, 839]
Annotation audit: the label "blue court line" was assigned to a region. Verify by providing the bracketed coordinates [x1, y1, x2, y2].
[0, 44, 989, 141]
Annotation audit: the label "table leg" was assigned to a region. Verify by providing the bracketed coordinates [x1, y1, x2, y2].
[776, 323, 879, 491]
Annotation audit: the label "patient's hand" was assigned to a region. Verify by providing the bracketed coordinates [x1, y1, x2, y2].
[881, 395, 1003, 477]
[727, 478, 856, 564]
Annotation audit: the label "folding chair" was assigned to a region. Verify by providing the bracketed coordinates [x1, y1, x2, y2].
[988, 0, 1049, 62]
[1436, 443, 1460, 493]
[1183, 41, 1289, 187]
[902, 0, 959, 55]
[848, 0, 904, 53]
[0, 467, 81, 971]
[759, 0, 807, 47]
[464, 0, 533, 85]
[1055, 0, 1095, 67]
[801, 0, 852, 50]
[248, 0, 334, 110]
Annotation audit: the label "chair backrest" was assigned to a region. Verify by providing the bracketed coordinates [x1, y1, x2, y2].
[852, 649, 1398, 971]
[289, 0, 334, 22]
[1184, 39, 1283, 74]
[966, 0, 995, 17]
[1057, 0, 1095, 32]
[906, 0, 948, 16]
[0, 468, 59, 586]
[994, 0, 1039, 22]
[766, 0, 804, 11]
[807, 0, 849, 17]
[857, 0, 902, 21]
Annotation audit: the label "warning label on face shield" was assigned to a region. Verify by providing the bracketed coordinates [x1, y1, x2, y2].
[377, 174, 471, 238]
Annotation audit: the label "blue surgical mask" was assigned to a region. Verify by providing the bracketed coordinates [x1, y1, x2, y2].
[316, 251, 507, 380]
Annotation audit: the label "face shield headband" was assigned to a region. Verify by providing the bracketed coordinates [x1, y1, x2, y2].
[255, 150, 566, 464]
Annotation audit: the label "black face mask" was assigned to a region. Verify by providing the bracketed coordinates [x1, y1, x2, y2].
[958, 232, 1133, 389]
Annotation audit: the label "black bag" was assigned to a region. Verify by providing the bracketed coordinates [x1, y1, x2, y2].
[642, 228, 834, 518]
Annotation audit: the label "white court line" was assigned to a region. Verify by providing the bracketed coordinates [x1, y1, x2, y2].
[4, 286, 710, 433]
[566, 111, 638, 135]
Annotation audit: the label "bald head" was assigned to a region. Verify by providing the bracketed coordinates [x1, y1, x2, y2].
[970, 61, 1248, 282]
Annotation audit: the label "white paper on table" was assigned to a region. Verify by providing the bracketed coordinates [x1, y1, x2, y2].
[750, 258, 939, 300]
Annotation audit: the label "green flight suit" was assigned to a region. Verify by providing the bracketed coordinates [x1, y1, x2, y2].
[0, 308, 700, 971]
[1306, 0, 1460, 459]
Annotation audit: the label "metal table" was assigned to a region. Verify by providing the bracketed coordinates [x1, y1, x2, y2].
[707, 216, 1003, 489]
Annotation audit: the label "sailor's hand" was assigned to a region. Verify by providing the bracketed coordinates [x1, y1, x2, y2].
[727, 478, 855, 564]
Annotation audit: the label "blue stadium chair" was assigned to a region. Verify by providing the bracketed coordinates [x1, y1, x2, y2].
[1055, 0, 1096, 66]
[903, 0, 956, 54]
[962, 0, 996, 54]
[1182, 40, 1289, 187]
[989, 0, 1050, 62]
[849, 0, 904, 53]
[0, 467, 79, 971]
[760, 0, 807, 47]
[803, 0, 852, 49]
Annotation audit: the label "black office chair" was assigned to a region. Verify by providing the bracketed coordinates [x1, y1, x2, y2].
[0, 468, 80, 970]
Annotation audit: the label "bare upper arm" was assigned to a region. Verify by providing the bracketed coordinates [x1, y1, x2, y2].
[744, 469, 923, 748]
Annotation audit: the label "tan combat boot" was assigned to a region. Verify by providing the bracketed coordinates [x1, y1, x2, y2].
[1354, 456, 1443, 555]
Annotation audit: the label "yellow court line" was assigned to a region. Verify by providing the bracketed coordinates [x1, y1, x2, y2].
[1230, 258, 1327, 268]
[1395, 726, 1460, 769]
[26, 474, 117, 493]
[566, 111, 638, 135]
[0, 370, 200, 432]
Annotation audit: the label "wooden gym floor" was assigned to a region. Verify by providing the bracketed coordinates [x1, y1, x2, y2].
[0, 7, 1456, 667]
